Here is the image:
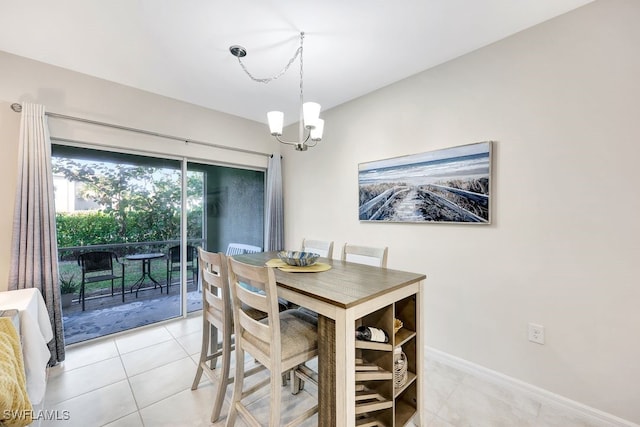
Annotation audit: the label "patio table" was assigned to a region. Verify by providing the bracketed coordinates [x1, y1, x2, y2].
[126, 253, 165, 297]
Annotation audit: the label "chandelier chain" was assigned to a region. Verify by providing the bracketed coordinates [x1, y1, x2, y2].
[299, 33, 304, 105]
[236, 33, 304, 85]
[230, 31, 321, 150]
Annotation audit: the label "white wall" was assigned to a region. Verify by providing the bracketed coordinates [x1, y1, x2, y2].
[282, 0, 639, 422]
[0, 101, 20, 291]
[0, 51, 279, 292]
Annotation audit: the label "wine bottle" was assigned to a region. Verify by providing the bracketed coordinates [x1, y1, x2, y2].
[355, 325, 389, 343]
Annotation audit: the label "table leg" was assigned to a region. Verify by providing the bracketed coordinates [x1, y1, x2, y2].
[143, 259, 163, 293]
[129, 259, 163, 297]
[129, 269, 145, 298]
[318, 315, 335, 426]
[319, 310, 356, 426]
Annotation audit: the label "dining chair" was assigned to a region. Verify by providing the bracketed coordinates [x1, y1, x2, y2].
[301, 238, 334, 258]
[296, 239, 334, 318]
[166, 245, 198, 293]
[225, 243, 262, 256]
[191, 249, 284, 422]
[77, 251, 125, 311]
[226, 257, 319, 427]
[341, 243, 388, 268]
[226, 242, 274, 298]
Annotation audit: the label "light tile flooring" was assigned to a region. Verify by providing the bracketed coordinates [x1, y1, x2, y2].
[40, 314, 611, 427]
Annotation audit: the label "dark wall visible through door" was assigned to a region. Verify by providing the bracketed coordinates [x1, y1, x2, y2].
[189, 162, 264, 254]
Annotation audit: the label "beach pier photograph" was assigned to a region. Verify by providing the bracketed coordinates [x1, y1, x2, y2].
[358, 141, 492, 223]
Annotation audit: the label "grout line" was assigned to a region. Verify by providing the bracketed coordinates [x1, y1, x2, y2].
[115, 351, 142, 425]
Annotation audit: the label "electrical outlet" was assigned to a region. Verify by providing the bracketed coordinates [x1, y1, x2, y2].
[528, 323, 545, 344]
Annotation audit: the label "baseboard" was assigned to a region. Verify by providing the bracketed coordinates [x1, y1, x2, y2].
[426, 347, 638, 427]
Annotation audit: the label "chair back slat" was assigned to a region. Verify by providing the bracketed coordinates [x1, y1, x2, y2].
[342, 243, 388, 268]
[225, 243, 262, 256]
[78, 251, 115, 274]
[235, 281, 268, 312]
[238, 308, 271, 344]
[198, 248, 231, 328]
[227, 257, 281, 361]
[225, 245, 244, 256]
[203, 271, 225, 313]
[301, 238, 334, 258]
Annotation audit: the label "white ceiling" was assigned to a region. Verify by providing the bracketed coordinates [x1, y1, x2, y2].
[0, 0, 593, 125]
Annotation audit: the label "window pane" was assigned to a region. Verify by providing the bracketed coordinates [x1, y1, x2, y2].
[52, 145, 185, 344]
[188, 162, 264, 254]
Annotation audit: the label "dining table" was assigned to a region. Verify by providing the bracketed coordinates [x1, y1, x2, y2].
[233, 251, 426, 427]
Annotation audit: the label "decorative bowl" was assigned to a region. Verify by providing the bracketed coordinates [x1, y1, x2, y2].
[277, 251, 320, 267]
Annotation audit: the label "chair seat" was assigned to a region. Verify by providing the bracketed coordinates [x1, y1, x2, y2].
[83, 274, 120, 283]
[243, 309, 318, 361]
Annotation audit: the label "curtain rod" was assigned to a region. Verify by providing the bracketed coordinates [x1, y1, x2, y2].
[10, 103, 271, 158]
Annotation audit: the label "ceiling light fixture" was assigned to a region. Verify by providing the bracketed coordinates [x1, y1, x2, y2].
[230, 32, 323, 151]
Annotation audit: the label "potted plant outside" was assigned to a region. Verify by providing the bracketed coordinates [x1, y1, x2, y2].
[59, 274, 77, 309]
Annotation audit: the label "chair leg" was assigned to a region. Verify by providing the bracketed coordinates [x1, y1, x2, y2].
[269, 367, 282, 427]
[191, 318, 210, 391]
[226, 345, 246, 427]
[210, 326, 232, 423]
[209, 327, 219, 370]
[291, 368, 302, 395]
[80, 282, 85, 311]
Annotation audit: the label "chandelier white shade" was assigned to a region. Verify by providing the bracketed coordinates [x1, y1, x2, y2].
[302, 102, 321, 129]
[267, 111, 284, 136]
[310, 119, 324, 141]
[231, 32, 324, 151]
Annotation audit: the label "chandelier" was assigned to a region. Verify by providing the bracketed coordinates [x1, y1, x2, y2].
[230, 32, 323, 151]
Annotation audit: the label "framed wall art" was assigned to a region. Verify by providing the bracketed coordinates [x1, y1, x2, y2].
[358, 141, 492, 224]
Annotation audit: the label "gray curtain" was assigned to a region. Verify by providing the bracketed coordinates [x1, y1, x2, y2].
[9, 102, 65, 364]
[264, 154, 284, 251]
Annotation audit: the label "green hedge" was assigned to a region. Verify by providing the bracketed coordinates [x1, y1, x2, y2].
[56, 210, 201, 247]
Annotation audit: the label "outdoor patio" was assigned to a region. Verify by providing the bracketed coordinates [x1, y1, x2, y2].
[62, 281, 202, 345]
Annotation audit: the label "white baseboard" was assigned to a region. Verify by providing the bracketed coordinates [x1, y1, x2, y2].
[425, 347, 638, 427]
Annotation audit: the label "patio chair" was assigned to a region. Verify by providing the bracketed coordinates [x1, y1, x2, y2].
[77, 251, 125, 311]
[166, 245, 198, 292]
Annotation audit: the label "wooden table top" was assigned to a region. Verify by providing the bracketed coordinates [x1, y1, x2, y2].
[233, 251, 426, 309]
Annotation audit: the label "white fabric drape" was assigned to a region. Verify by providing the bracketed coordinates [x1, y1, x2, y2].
[9, 102, 65, 364]
[264, 154, 284, 251]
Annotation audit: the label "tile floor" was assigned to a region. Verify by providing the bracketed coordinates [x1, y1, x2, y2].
[40, 314, 613, 427]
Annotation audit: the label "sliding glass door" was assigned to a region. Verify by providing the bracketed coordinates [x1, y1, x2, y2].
[52, 145, 264, 344]
[188, 161, 264, 254]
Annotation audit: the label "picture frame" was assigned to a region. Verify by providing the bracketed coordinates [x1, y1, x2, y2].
[358, 141, 492, 224]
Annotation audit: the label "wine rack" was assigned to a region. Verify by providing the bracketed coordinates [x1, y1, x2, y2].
[354, 294, 419, 427]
